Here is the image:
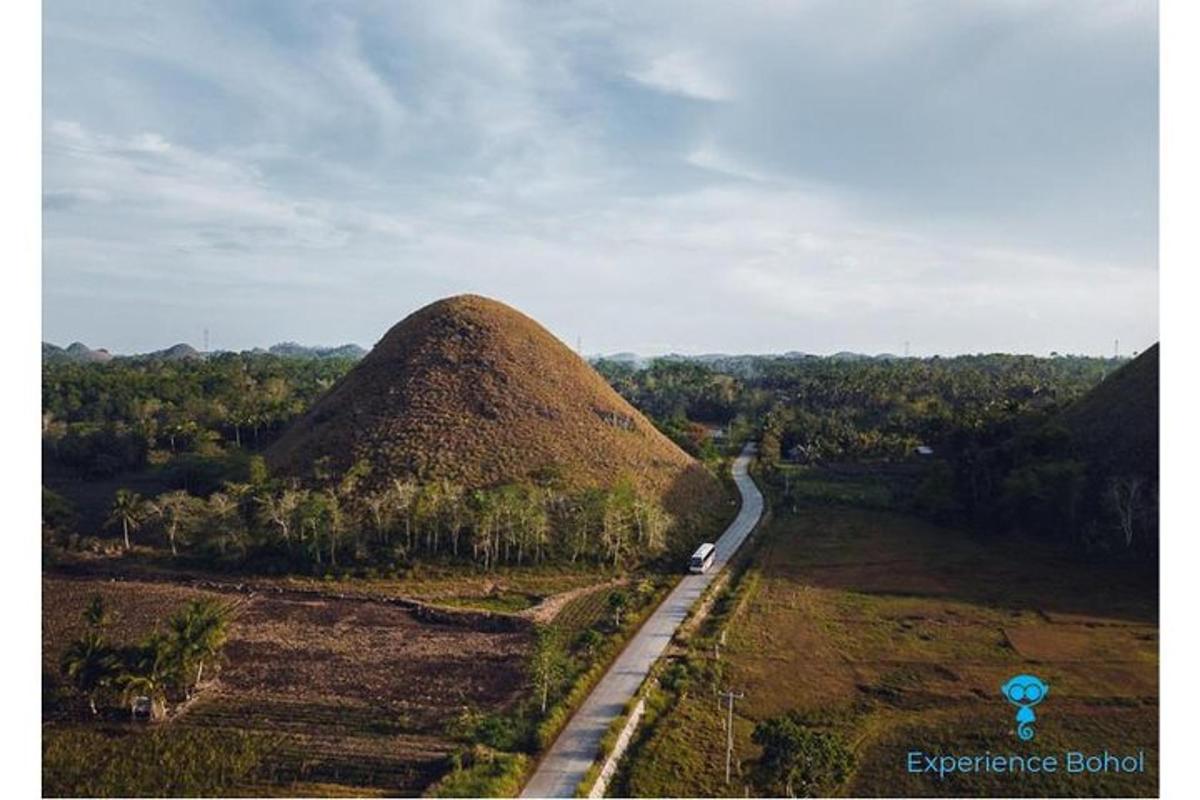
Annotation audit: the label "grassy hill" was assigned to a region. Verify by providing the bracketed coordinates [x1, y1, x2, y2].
[1057, 343, 1158, 477]
[267, 294, 726, 532]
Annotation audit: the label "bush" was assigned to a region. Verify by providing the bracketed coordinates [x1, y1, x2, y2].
[430, 749, 530, 798]
[751, 713, 853, 797]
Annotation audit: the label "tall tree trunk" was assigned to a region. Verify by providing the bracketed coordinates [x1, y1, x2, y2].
[123, 519, 131, 550]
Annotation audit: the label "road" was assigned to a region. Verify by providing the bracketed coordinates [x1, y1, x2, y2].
[520, 443, 764, 798]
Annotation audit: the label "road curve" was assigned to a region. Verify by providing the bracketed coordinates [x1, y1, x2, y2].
[521, 443, 764, 798]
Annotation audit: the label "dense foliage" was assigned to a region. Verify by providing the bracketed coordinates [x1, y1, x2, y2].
[43, 348, 1156, 565]
[43, 353, 355, 478]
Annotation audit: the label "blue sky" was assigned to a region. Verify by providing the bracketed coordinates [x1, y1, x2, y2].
[42, 0, 1158, 356]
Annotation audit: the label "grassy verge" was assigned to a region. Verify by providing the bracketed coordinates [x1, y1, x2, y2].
[428, 750, 531, 798]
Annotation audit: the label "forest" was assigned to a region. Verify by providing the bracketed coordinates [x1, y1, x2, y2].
[43, 347, 1157, 572]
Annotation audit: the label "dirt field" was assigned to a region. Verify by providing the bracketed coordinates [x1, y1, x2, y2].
[621, 507, 1158, 797]
[43, 575, 533, 796]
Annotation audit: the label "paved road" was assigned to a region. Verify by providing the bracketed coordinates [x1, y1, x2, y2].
[521, 443, 764, 798]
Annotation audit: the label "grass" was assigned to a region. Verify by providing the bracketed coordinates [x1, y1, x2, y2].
[428, 751, 531, 798]
[43, 726, 277, 797]
[620, 501, 1158, 797]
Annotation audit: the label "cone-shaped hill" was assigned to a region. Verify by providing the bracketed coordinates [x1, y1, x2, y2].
[1057, 342, 1159, 476]
[267, 294, 726, 528]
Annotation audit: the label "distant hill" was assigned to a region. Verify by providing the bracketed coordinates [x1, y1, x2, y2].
[266, 294, 725, 533]
[42, 341, 113, 364]
[1058, 343, 1159, 477]
[143, 343, 204, 362]
[267, 342, 366, 360]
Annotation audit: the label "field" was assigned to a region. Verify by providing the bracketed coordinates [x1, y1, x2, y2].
[620, 503, 1158, 797]
[43, 575, 533, 796]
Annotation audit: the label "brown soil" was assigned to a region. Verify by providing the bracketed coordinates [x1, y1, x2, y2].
[43, 576, 531, 795]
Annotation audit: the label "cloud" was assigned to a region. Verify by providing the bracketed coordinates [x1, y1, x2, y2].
[627, 50, 730, 101]
[42, 0, 1157, 356]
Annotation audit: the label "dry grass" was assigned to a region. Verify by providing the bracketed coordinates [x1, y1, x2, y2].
[265, 294, 725, 530]
[623, 507, 1158, 797]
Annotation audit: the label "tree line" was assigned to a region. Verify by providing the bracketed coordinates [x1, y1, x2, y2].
[43, 353, 354, 478]
[46, 459, 676, 573]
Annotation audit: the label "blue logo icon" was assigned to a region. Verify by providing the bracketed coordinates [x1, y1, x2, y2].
[1002, 674, 1049, 740]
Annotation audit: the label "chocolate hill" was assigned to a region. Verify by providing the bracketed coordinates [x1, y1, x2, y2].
[1058, 342, 1159, 477]
[266, 295, 725, 525]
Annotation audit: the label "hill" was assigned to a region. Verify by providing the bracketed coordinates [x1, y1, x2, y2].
[267, 342, 366, 360]
[1058, 343, 1159, 477]
[43, 341, 113, 363]
[143, 343, 204, 361]
[266, 294, 726, 529]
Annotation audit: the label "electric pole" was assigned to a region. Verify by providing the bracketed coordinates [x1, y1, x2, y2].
[716, 688, 744, 785]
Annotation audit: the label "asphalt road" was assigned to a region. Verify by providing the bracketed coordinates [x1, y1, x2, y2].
[520, 443, 764, 798]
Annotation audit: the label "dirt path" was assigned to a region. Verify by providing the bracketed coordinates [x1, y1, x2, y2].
[518, 578, 627, 625]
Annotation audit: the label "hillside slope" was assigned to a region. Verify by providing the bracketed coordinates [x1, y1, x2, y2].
[267, 295, 725, 526]
[1058, 343, 1159, 476]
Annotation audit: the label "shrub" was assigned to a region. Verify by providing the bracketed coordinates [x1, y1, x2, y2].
[751, 713, 853, 797]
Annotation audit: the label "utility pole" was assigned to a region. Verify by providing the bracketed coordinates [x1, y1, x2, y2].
[716, 688, 744, 785]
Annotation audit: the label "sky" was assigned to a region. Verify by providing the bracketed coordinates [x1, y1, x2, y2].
[42, 0, 1158, 357]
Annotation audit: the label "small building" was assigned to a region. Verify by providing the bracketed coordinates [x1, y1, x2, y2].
[915, 445, 934, 457]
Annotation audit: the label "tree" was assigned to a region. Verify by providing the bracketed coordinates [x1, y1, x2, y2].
[118, 633, 180, 720]
[529, 627, 566, 714]
[167, 599, 232, 696]
[1109, 475, 1146, 549]
[751, 714, 853, 797]
[257, 487, 303, 551]
[607, 590, 630, 629]
[60, 631, 119, 715]
[106, 489, 149, 551]
[150, 491, 197, 556]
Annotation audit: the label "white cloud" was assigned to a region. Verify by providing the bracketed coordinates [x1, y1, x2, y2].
[627, 50, 730, 101]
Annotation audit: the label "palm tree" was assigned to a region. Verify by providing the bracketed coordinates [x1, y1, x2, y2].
[106, 489, 148, 551]
[149, 491, 195, 556]
[60, 631, 119, 715]
[167, 599, 233, 696]
[118, 633, 179, 720]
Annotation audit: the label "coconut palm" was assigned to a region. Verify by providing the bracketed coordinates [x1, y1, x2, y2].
[60, 631, 119, 715]
[167, 599, 233, 696]
[118, 633, 179, 720]
[106, 489, 148, 551]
